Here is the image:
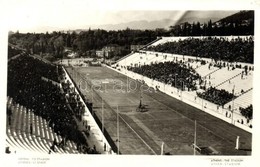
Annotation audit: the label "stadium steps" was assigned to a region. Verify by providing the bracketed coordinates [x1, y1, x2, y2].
[139, 53, 156, 65]
[194, 62, 203, 70]
[202, 67, 220, 79]
[46, 121, 55, 141]
[37, 117, 55, 153]
[22, 132, 37, 152]
[235, 88, 253, 99]
[6, 105, 21, 149]
[146, 54, 164, 65]
[31, 134, 46, 153]
[34, 115, 50, 152]
[22, 109, 36, 152]
[10, 105, 28, 150]
[204, 67, 243, 89]
[67, 140, 78, 153]
[130, 53, 145, 66]
[6, 133, 27, 153]
[224, 88, 253, 110]
[18, 131, 33, 151]
[148, 37, 173, 46]
[41, 119, 55, 152]
[6, 138, 15, 149]
[27, 111, 47, 153]
[6, 98, 79, 154]
[118, 52, 140, 67]
[136, 53, 149, 65]
[186, 61, 202, 70]
[26, 110, 38, 151]
[42, 119, 52, 140]
[195, 63, 219, 77]
[6, 128, 21, 150]
[116, 52, 136, 65]
[7, 96, 12, 108]
[12, 128, 30, 151]
[40, 117, 58, 153]
[116, 37, 162, 64]
[215, 72, 242, 88]
[15, 105, 22, 131]
[28, 112, 46, 153]
[20, 108, 37, 152]
[46, 125, 67, 154]
[217, 72, 253, 95]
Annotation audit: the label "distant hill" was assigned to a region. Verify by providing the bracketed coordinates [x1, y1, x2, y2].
[82, 19, 174, 30]
[71, 17, 222, 32]
[215, 10, 254, 24]
[82, 11, 236, 31]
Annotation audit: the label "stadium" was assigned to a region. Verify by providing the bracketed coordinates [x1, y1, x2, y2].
[6, 11, 253, 156]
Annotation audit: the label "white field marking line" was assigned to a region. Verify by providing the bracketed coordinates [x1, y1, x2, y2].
[126, 97, 135, 104]
[131, 115, 171, 151]
[131, 117, 186, 123]
[117, 69, 231, 142]
[78, 67, 230, 153]
[117, 112, 157, 155]
[80, 72, 158, 154]
[79, 73, 157, 153]
[77, 68, 165, 153]
[145, 91, 229, 142]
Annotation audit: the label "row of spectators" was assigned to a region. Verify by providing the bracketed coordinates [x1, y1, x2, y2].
[239, 104, 253, 120]
[128, 61, 201, 91]
[61, 80, 86, 122]
[197, 87, 236, 106]
[146, 36, 254, 63]
[59, 68, 101, 154]
[7, 54, 99, 154]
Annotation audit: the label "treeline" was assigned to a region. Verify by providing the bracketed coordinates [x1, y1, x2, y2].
[170, 11, 254, 36]
[169, 19, 254, 36]
[8, 28, 168, 59]
[8, 11, 254, 60]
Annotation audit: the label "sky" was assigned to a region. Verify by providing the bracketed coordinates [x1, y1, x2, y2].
[1, 0, 255, 33]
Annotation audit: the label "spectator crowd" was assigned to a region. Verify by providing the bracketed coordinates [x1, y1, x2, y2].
[146, 36, 254, 63]
[128, 61, 201, 91]
[127, 60, 238, 107]
[7, 54, 99, 154]
[239, 104, 253, 121]
[196, 87, 235, 106]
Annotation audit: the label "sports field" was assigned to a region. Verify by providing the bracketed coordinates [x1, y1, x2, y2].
[66, 66, 252, 155]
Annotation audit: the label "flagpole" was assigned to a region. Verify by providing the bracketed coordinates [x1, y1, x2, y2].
[102, 98, 104, 142]
[231, 85, 235, 124]
[91, 89, 93, 115]
[194, 120, 197, 155]
[117, 105, 120, 154]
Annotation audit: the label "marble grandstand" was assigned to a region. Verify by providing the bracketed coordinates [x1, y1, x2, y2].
[114, 36, 254, 132]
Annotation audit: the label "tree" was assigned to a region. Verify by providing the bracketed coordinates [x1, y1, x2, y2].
[208, 20, 212, 36]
